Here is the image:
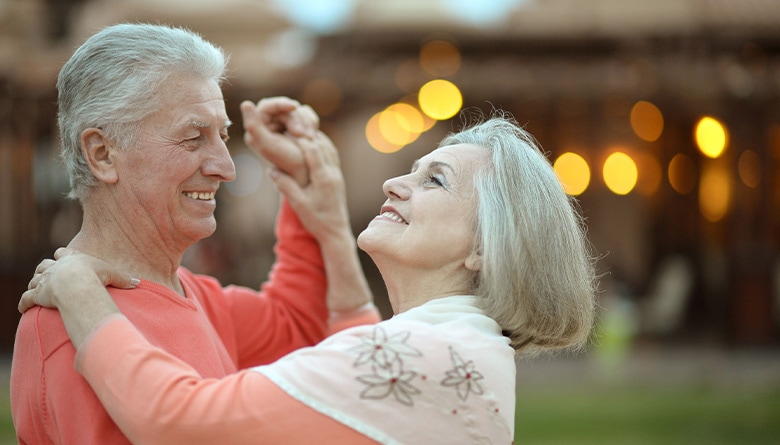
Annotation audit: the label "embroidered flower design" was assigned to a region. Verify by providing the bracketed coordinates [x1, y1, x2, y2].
[350, 326, 422, 368]
[357, 359, 421, 406]
[441, 346, 484, 401]
[351, 326, 423, 405]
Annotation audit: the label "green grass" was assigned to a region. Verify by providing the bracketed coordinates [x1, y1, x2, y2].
[515, 383, 780, 444]
[0, 382, 13, 445]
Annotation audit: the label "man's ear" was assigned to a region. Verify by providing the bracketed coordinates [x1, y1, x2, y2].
[81, 128, 118, 184]
[465, 248, 482, 272]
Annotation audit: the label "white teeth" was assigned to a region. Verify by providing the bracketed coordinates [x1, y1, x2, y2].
[381, 211, 407, 224]
[184, 192, 215, 200]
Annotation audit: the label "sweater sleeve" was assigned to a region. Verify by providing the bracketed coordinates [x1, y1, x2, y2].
[201, 200, 379, 368]
[75, 315, 376, 445]
[218, 200, 330, 367]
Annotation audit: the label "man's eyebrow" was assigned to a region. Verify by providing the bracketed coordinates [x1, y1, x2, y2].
[188, 119, 233, 129]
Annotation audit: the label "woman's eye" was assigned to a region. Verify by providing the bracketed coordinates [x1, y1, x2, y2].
[428, 175, 444, 186]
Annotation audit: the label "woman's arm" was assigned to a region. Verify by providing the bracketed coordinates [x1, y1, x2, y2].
[20, 251, 375, 444]
[267, 131, 375, 313]
[19, 249, 138, 348]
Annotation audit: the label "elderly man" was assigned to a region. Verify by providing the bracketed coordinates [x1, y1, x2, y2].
[11, 23, 377, 444]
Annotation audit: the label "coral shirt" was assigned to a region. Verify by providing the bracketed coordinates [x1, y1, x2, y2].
[10, 202, 380, 444]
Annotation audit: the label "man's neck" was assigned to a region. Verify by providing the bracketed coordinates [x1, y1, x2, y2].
[69, 214, 187, 296]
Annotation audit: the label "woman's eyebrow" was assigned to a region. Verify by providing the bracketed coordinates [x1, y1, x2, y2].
[411, 159, 455, 175]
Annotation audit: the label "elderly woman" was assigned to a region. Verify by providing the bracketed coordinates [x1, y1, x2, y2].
[22, 115, 597, 444]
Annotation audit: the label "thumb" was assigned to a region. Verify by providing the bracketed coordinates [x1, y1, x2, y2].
[97, 269, 140, 290]
[86, 256, 140, 290]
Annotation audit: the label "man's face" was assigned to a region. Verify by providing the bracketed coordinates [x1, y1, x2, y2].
[112, 74, 235, 249]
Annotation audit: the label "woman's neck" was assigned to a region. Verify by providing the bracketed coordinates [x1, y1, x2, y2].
[377, 261, 472, 315]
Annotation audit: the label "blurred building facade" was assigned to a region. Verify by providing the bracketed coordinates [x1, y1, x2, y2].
[1, 0, 779, 351]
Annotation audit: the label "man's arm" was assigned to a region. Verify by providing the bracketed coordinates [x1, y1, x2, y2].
[268, 132, 374, 313]
[241, 97, 375, 313]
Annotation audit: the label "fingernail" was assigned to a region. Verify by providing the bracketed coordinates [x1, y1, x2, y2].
[130, 278, 140, 287]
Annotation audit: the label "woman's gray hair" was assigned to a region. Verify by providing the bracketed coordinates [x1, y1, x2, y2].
[57, 23, 228, 201]
[441, 112, 597, 356]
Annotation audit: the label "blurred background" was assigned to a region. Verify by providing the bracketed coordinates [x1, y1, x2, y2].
[1, 0, 779, 443]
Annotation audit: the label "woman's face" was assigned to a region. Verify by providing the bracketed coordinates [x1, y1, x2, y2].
[357, 143, 488, 273]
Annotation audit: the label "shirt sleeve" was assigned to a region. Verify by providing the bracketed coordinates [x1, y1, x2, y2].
[197, 200, 380, 369]
[75, 315, 375, 445]
[195, 200, 329, 368]
[11, 308, 131, 444]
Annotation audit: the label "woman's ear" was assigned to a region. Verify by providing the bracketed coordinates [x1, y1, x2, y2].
[465, 248, 482, 272]
[81, 128, 119, 184]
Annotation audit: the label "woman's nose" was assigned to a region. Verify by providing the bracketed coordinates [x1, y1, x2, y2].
[382, 175, 411, 200]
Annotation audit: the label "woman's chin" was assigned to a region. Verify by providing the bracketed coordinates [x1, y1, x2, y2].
[356, 229, 387, 258]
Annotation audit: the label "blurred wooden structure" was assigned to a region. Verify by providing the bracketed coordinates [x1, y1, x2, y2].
[1, 0, 779, 350]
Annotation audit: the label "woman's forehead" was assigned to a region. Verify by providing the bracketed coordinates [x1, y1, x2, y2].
[416, 143, 487, 169]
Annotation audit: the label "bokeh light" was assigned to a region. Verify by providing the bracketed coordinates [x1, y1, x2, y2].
[395, 58, 425, 93]
[272, 0, 356, 34]
[378, 103, 424, 146]
[634, 152, 662, 196]
[225, 152, 264, 197]
[439, 0, 530, 25]
[668, 153, 697, 195]
[603, 151, 638, 195]
[419, 39, 461, 77]
[366, 112, 403, 154]
[553, 152, 590, 196]
[695, 116, 729, 158]
[300, 77, 343, 117]
[738, 149, 761, 188]
[699, 162, 732, 222]
[365, 102, 433, 154]
[630, 100, 664, 142]
[418, 79, 462, 120]
[397, 94, 438, 132]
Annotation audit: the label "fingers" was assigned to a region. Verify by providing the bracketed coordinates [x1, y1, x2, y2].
[241, 97, 319, 139]
[34, 258, 54, 275]
[53, 246, 78, 260]
[27, 271, 43, 291]
[21, 251, 140, 314]
[314, 131, 339, 166]
[29, 257, 55, 292]
[19, 289, 37, 313]
[287, 105, 319, 138]
[267, 167, 305, 207]
[299, 137, 324, 177]
[302, 132, 340, 176]
[97, 268, 141, 290]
